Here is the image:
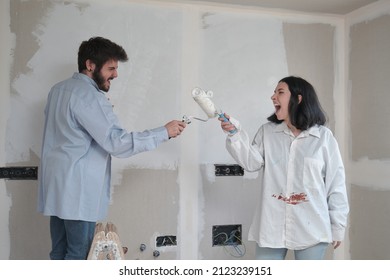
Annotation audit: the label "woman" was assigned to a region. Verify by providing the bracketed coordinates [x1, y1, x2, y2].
[219, 76, 349, 260]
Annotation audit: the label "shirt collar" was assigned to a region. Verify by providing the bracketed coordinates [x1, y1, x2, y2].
[274, 122, 321, 138]
[72, 72, 102, 93]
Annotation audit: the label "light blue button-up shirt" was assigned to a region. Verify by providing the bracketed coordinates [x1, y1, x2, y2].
[38, 73, 169, 222]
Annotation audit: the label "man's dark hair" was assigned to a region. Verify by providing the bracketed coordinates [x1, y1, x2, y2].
[267, 76, 327, 130]
[78, 37, 128, 72]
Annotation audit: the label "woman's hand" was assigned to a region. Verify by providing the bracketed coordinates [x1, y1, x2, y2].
[332, 241, 341, 249]
[218, 113, 237, 133]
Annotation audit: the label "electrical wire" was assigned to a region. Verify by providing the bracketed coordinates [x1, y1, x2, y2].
[223, 230, 246, 258]
[214, 230, 246, 258]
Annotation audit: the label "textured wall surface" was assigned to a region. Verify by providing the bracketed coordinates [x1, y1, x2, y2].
[348, 10, 390, 260]
[349, 185, 390, 259]
[350, 15, 390, 161]
[3, 0, 344, 259]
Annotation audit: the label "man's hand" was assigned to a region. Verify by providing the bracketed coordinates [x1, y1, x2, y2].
[165, 120, 186, 138]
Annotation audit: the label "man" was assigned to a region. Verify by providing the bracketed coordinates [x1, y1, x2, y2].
[38, 37, 186, 260]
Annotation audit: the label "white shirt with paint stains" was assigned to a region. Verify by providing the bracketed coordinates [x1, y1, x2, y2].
[226, 120, 349, 250]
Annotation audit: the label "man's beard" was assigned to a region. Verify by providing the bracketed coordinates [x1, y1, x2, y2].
[92, 69, 110, 92]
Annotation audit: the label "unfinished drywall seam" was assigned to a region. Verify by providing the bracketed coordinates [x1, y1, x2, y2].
[177, 6, 202, 260]
[347, 2, 390, 190]
[350, 159, 390, 191]
[333, 18, 350, 260]
[0, 0, 13, 260]
[346, 1, 390, 260]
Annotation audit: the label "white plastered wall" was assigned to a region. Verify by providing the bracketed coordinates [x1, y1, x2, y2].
[0, 0, 12, 259]
[346, 1, 390, 259]
[1, 0, 354, 259]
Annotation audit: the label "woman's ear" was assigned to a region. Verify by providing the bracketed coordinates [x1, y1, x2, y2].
[298, 94, 302, 104]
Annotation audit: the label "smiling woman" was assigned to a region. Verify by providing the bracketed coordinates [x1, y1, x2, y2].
[218, 76, 349, 260]
[268, 76, 326, 136]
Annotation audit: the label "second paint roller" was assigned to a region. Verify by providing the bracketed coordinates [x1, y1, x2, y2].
[182, 87, 237, 134]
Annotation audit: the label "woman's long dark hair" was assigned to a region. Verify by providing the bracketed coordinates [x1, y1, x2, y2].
[267, 76, 327, 130]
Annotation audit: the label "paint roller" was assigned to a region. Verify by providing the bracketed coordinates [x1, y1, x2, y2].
[182, 87, 237, 134]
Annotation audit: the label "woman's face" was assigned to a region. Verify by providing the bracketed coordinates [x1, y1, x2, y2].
[271, 81, 291, 123]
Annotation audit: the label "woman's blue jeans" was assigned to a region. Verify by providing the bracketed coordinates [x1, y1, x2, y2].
[256, 242, 329, 260]
[49, 216, 96, 260]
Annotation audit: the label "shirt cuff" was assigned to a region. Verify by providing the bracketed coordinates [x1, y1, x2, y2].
[332, 227, 346, 241]
[151, 126, 169, 142]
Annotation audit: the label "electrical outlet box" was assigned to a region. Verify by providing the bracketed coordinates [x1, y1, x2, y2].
[214, 164, 244, 176]
[156, 235, 177, 247]
[212, 224, 242, 246]
[0, 166, 38, 180]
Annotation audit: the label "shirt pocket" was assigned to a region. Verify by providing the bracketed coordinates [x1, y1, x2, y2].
[303, 157, 325, 190]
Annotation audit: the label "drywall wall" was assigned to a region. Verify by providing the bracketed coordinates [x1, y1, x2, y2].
[282, 22, 338, 260]
[7, 0, 185, 260]
[349, 185, 390, 259]
[195, 10, 287, 259]
[0, 0, 12, 260]
[8, 0, 183, 167]
[283, 23, 335, 131]
[3, 0, 344, 259]
[108, 169, 180, 260]
[347, 2, 390, 259]
[350, 15, 390, 161]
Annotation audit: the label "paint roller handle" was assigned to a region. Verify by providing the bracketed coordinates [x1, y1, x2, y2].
[218, 112, 237, 134]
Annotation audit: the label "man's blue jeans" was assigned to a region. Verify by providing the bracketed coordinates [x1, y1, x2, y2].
[49, 216, 96, 260]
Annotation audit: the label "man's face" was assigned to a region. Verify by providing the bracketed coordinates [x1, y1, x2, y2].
[92, 59, 119, 92]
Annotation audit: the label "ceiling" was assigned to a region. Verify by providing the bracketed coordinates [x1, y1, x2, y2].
[184, 0, 379, 15]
